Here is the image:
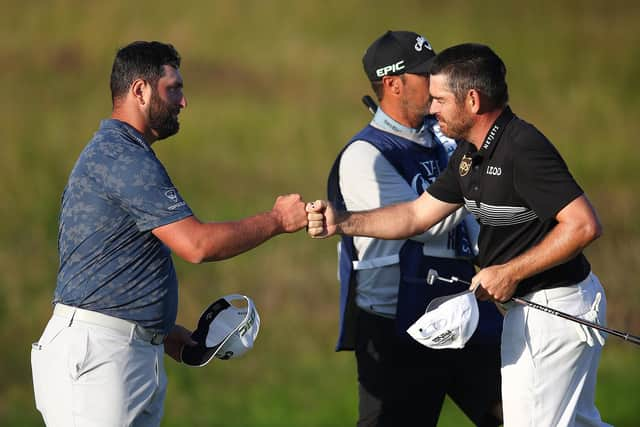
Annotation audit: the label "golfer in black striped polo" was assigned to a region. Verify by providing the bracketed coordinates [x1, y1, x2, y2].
[306, 43, 610, 426]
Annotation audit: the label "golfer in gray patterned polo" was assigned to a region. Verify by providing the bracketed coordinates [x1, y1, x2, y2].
[30, 41, 308, 427]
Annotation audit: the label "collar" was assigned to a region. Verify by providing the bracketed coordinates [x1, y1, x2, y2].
[99, 119, 151, 151]
[370, 108, 436, 148]
[477, 106, 515, 158]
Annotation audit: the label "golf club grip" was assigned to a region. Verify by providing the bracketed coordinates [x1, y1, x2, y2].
[512, 297, 640, 346]
[362, 95, 377, 115]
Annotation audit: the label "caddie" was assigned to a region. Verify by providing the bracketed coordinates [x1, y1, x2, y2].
[327, 30, 503, 426]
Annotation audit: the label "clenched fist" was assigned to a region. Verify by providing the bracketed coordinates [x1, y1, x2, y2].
[305, 200, 338, 238]
[272, 194, 308, 233]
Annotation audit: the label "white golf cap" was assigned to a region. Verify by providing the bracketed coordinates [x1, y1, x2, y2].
[181, 294, 260, 367]
[407, 290, 479, 349]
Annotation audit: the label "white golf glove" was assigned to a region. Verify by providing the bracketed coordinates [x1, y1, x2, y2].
[575, 292, 606, 347]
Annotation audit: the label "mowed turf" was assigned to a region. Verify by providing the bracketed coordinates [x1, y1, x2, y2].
[1, 1, 639, 425]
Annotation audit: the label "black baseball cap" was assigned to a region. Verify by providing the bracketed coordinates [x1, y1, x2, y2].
[363, 30, 436, 81]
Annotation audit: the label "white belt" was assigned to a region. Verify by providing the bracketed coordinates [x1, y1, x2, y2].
[352, 254, 399, 270]
[54, 303, 166, 345]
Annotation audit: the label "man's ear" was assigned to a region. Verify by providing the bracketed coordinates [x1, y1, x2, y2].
[467, 89, 482, 114]
[131, 78, 150, 106]
[382, 75, 402, 96]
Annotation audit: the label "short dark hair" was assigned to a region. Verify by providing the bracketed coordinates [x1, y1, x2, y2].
[429, 43, 508, 110]
[110, 41, 181, 104]
[370, 80, 384, 101]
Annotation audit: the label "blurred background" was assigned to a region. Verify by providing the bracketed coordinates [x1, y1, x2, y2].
[2, 0, 639, 425]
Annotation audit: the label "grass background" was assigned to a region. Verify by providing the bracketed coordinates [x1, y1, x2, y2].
[1, 0, 639, 425]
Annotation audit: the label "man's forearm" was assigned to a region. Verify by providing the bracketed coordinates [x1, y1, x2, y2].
[503, 218, 600, 284]
[336, 201, 433, 240]
[473, 195, 602, 302]
[509, 196, 602, 283]
[154, 213, 283, 264]
[306, 192, 459, 240]
[410, 206, 468, 243]
[198, 210, 292, 262]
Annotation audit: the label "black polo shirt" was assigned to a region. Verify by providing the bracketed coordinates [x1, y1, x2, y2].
[427, 107, 591, 297]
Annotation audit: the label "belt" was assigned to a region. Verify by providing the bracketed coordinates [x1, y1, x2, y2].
[53, 303, 167, 345]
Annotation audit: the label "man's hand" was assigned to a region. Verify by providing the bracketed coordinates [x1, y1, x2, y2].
[472, 264, 520, 303]
[305, 200, 338, 238]
[271, 194, 308, 233]
[164, 324, 197, 362]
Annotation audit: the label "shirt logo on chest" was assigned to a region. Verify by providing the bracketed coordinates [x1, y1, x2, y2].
[486, 165, 502, 176]
[459, 155, 472, 177]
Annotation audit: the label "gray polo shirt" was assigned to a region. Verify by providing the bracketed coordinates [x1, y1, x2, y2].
[54, 119, 193, 333]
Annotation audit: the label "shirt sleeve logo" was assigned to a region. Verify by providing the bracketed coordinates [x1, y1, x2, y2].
[164, 188, 186, 211]
[164, 189, 178, 202]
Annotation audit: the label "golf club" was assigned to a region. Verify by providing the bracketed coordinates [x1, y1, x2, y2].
[362, 95, 378, 115]
[427, 269, 640, 346]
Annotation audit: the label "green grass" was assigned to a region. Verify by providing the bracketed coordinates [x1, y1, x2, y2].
[2, 0, 639, 425]
[596, 341, 640, 426]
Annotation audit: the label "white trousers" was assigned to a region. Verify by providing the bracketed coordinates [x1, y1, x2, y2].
[501, 272, 612, 427]
[31, 306, 167, 427]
